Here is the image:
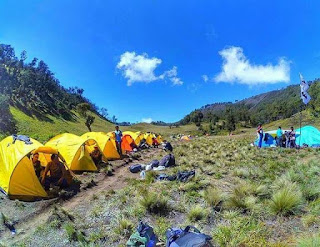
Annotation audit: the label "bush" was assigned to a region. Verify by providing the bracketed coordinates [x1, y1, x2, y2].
[114, 218, 134, 238]
[187, 205, 208, 222]
[140, 192, 170, 216]
[204, 187, 223, 209]
[270, 187, 303, 215]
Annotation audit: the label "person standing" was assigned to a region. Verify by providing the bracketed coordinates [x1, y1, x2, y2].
[257, 124, 263, 148]
[289, 127, 296, 148]
[276, 126, 283, 147]
[114, 125, 123, 156]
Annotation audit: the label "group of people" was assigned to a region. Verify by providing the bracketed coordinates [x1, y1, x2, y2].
[31, 125, 161, 192]
[32, 153, 70, 191]
[257, 125, 297, 148]
[276, 126, 296, 148]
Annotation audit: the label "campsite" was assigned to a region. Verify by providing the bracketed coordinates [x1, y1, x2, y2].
[1, 1, 320, 246]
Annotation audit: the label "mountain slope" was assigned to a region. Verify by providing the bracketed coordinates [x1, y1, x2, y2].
[180, 80, 320, 127]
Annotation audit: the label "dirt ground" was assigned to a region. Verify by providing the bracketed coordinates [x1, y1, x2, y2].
[0, 147, 164, 246]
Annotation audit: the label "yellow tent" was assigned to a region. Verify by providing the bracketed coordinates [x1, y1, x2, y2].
[0, 136, 62, 199]
[123, 131, 144, 145]
[81, 132, 120, 160]
[156, 135, 163, 144]
[144, 133, 154, 146]
[181, 135, 191, 141]
[45, 133, 101, 171]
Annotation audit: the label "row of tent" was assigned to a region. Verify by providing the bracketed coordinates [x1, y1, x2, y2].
[254, 125, 320, 148]
[0, 131, 163, 199]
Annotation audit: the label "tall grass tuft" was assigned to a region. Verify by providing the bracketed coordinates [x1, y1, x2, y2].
[270, 186, 303, 216]
[140, 192, 170, 216]
[187, 205, 208, 222]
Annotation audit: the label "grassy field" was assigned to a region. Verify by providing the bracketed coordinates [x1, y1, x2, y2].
[1, 135, 319, 246]
[0, 107, 199, 143]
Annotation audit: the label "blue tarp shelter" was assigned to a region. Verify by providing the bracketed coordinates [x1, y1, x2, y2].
[254, 133, 276, 147]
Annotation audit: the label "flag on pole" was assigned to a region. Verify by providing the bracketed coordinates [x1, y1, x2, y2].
[299, 73, 311, 105]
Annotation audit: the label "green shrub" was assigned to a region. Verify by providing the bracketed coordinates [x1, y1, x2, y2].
[212, 217, 268, 246]
[270, 187, 303, 215]
[204, 187, 223, 209]
[140, 192, 170, 215]
[114, 218, 134, 238]
[187, 205, 208, 222]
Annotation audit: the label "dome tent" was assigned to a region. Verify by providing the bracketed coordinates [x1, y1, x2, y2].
[81, 132, 120, 160]
[123, 131, 144, 146]
[45, 133, 102, 171]
[295, 125, 320, 147]
[0, 136, 64, 199]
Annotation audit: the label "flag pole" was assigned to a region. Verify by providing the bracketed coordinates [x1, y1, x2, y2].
[299, 103, 302, 148]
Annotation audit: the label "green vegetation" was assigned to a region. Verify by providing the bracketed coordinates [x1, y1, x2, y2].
[179, 80, 320, 134]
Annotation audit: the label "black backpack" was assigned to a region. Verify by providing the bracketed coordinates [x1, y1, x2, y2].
[159, 154, 175, 168]
[177, 170, 195, 182]
[129, 164, 143, 173]
[164, 142, 173, 152]
[149, 160, 160, 168]
[166, 226, 212, 247]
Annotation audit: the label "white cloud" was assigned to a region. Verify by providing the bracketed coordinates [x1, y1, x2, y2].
[142, 118, 153, 123]
[117, 52, 183, 86]
[214, 46, 290, 85]
[202, 74, 209, 82]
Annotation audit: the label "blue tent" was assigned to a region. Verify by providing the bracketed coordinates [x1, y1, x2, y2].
[295, 125, 320, 147]
[254, 133, 276, 147]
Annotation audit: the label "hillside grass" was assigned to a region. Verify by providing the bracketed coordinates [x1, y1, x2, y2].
[11, 135, 320, 246]
[0, 107, 199, 143]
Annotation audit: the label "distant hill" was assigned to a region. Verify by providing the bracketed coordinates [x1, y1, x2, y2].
[179, 80, 320, 130]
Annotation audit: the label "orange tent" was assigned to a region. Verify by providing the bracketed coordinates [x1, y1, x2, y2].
[121, 134, 135, 153]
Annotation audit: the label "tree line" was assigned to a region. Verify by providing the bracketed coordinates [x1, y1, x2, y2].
[0, 44, 114, 134]
[177, 80, 320, 134]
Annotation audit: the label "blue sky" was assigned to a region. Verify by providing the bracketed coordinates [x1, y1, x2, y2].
[1, 0, 320, 123]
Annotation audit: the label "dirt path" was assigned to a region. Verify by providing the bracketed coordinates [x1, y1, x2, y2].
[1, 148, 162, 245]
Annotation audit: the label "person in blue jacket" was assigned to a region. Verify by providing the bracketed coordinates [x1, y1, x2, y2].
[276, 126, 283, 147]
[257, 124, 263, 148]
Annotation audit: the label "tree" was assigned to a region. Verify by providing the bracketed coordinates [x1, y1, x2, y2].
[76, 103, 91, 117]
[85, 115, 95, 132]
[112, 115, 117, 124]
[225, 107, 236, 134]
[100, 107, 108, 119]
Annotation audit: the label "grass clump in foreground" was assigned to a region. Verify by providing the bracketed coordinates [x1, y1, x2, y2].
[297, 234, 320, 247]
[187, 205, 209, 222]
[270, 184, 303, 216]
[140, 192, 170, 216]
[114, 218, 134, 238]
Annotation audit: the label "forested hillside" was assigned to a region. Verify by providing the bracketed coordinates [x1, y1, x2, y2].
[179, 79, 320, 133]
[0, 44, 110, 137]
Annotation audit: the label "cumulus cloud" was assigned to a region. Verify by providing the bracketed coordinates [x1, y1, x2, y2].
[117, 52, 183, 86]
[141, 118, 153, 123]
[202, 75, 209, 82]
[214, 46, 290, 85]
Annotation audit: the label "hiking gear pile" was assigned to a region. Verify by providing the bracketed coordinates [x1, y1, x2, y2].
[156, 170, 195, 182]
[129, 154, 176, 173]
[166, 225, 212, 247]
[127, 221, 158, 247]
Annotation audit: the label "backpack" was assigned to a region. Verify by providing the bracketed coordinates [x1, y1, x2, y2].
[159, 154, 175, 168]
[127, 221, 158, 247]
[164, 142, 173, 152]
[149, 160, 159, 168]
[129, 164, 143, 173]
[166, 226, 212, 247]
[176, 170, 195, 182]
